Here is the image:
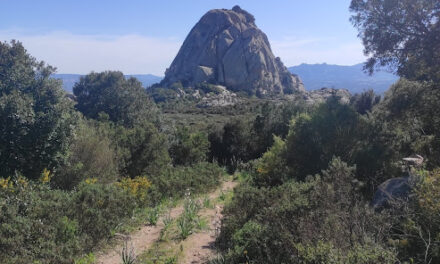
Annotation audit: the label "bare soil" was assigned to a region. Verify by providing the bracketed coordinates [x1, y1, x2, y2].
[95, 180, 236, 264]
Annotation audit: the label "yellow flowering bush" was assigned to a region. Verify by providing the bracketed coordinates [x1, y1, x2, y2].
[116, 176, 152, 204]
[84, 178, 98, 185]
[40, 168, 52, 183]
[0, 177, 13, 190]
[0, 175, 28, 191]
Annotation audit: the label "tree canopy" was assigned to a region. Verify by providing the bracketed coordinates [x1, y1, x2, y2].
[73, 71, 159, 127]
[350, 0, 440, 82]
[0, 40, 78, 179]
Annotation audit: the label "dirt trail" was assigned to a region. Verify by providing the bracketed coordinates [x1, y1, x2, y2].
[95, 180, 236, 264]
[179, 181, 237, 264]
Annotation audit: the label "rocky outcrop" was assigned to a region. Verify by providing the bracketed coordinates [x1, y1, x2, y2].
[371, 177, 412, 209]
[162, 5, 305, 96]
[371, 155, 424, 209]
[197, 85, 238, 107]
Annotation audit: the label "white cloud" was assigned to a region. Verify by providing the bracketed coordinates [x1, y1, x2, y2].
[271, 37, 367, 67]
[0, 31, 182, 75]
[0, 31, 367, 74]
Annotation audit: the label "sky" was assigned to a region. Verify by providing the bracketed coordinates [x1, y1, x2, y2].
[0, 0, 366, 75]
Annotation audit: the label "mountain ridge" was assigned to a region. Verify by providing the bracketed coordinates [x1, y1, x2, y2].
[289, 63, 398, 94]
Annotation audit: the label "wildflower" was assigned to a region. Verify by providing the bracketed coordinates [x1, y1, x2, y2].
[40, 168, 52, 183]
[116, 176, 152, 202]
[0, 177, 12, 189]
[85, 178, 98, 184]
[17, 175, 28, 187]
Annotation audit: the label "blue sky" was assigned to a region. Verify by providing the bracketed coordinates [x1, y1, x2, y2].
[0, 0, 365, 75]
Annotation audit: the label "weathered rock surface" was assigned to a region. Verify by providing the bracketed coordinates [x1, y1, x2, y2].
[162, 5, 305, 95]
[197, 85, 239, 108]
[371, 177, 412, 209]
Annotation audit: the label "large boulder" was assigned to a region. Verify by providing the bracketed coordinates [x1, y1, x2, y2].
[162, 5, 305, 96]
[372, 177, 412, 209]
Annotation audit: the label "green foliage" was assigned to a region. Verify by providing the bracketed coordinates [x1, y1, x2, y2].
[74, 253, 95, 264]
[53, 119, 118, 189]
[350, 89, 381, 115]
[0, 40, 78, 179]
[0, 180, 79, 264]
[386, 169, 440, 263]
[295, 241, 397, 264]
[95, 120, 170, 178]
[350, 0, 440, 82]
[373, 79, 440, 169]
[208, 101, 306, 173]
[169, 126, 210, 166]
[121, 241, 137, 264]
[209, 118, 257, 172]
[146, 206, 160, 226]
[284, 99, 360, 181]
[253, 135, 288, 187]
[217, 158, 396, 263]
[177, 193, 201, 239]
[73, 71, 159, 127]
[71, 182, 135, 247]
[148, 162, 223, 204]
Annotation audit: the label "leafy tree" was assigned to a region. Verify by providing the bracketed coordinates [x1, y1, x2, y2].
[284, 98, 360, 181]
[350, 89, 381, 115]
[112, 121, 170, 178]
[350, 0, 440, 82]
[208, 119, 257, 172]
[73, 71, 159, 127]
[169, 126, 210, 166]
[0, 40, 78, 179]
[53, 119, 118, 190]
[372, 79, 440, 169]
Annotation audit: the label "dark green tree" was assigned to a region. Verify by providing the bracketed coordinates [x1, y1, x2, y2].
[350, 0, 440, 82]
[350, 89, 381, 115]
[0, 40, 78, 179]
[73, 71, 159, 127]
[169, 126, 210, 166]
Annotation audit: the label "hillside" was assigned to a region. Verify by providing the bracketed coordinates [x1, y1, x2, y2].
[52, 74, 162, 93]
[289, 63, 398, 94]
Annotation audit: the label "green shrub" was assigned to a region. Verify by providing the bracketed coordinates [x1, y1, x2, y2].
[70, 182, 135, 247]
[53, 120, 118, 189]
[217, 158, 396, 263]
[0, 180, 74, 264]
[148, 162, 223, 205]
[169, 126, 210, 166]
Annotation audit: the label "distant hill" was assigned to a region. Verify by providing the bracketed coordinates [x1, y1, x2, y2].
[288, 63, 398, 94]
[52, 74, 163, 93]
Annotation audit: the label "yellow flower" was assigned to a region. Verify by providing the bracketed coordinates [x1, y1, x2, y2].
[0, 177, 12, 189]
[85, 178, 98, 184]
[17, 175, 28, 188]
[116, 176, 152, 201]
[40, 168, 52, 183]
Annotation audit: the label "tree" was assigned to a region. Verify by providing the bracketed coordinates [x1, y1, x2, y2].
[169, 126, 210, 166]
[0, 40, 78, 179]
[73, 71, 159, 127]
[350, 0, 440, 82]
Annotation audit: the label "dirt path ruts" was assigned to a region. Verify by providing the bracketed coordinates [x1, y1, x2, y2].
[179, 180, 237, 264]
[95, 180, 236, 264]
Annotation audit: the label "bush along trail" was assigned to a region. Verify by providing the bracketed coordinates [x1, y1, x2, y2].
[94, 179, 237, 264]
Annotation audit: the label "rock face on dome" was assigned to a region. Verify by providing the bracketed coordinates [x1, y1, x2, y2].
[162, 5, 305, 95]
